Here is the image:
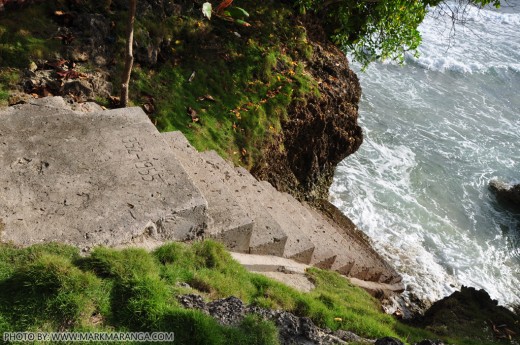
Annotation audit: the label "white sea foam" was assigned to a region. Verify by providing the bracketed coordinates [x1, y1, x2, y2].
[404, 1, 520, 74]
[333, 0, 520, 309]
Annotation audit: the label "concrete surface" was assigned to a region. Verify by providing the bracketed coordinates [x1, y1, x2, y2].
[235, 167, 315, 264]
[200, 151, 288, 256]
[0, 102, 208, 249]
[162, 131, 253, 252]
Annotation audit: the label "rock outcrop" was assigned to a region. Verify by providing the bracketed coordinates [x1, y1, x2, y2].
[490, 180, 520, 211]
[178, 294, 374, 345]
[253, 18, 363, 202]
[178, 294, 450, 345]
[414, 286, 520, 342]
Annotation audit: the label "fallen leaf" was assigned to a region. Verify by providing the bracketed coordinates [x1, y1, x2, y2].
[198, 94, 216, 102]
[187, 107, 199, 122]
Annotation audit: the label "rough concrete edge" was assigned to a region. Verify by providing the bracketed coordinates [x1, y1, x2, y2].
[200, 150, 288, 256]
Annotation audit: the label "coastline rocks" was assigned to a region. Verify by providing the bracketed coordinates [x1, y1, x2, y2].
[414, 286, 520, 342]
[489, 180, 520, 211]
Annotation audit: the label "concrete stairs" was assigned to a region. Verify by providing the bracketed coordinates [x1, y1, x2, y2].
[0, 99, 401, 287]
[159, 128, 401, 286]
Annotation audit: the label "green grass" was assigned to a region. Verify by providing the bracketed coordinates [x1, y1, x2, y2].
[125, 0, 319, 168]
[0, 240, 451, 345]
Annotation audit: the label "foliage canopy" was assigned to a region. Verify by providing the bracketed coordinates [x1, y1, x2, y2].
[294, 0, 503, 66]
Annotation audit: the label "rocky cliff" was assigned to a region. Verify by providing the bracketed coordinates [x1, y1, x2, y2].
[252, 18, 363, 202]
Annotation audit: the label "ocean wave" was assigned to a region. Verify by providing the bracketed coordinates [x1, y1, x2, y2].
[403, 1, 520, 74]
[406, 52, 520, 74]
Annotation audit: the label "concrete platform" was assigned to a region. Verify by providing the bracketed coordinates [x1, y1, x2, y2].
[231, 252, 404, 296]
[200, 151, 288, 256]
[0, 103, 208, 249]
[161, 131, 253, 253]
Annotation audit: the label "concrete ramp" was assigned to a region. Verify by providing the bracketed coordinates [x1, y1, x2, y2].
[0, 103, 208, 249]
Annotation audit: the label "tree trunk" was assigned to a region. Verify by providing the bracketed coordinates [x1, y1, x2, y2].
[120, 0, 137, 108]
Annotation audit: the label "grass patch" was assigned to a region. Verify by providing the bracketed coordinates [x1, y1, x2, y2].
[0, 68, 20, 106]
[1, 240, 496, 345]
[126, 0, 319, 168]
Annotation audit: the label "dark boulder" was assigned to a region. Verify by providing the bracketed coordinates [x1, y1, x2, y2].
[207, 296, 246, 326]
[177, 293, 207, 312]
[489, 180, 520, 211]
[416, 286, 520, 342]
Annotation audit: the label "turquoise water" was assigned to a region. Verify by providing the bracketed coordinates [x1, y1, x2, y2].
[331, 1, 520, 307]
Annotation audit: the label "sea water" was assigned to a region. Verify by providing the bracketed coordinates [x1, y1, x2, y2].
[330, 1, 520, 307]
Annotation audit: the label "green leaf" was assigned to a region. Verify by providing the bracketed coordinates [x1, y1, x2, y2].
[202, 2, 212, 20]
[227, 6, 250, 20]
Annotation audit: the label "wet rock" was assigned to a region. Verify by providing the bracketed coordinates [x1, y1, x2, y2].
[375, 337, 404, 345]
[490, 180, 520, 210]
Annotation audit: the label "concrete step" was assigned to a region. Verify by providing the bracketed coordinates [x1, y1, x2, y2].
[303, 203, 398, 283]
[234, 168, 315, 264]
[0, 101, 208, 249]
[258, 181, 338, 269]
[302, 204, 364, 276]
[200, 151, 287, 256]
[231, 252, 404, 296]
[161, 131, 253, 253]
